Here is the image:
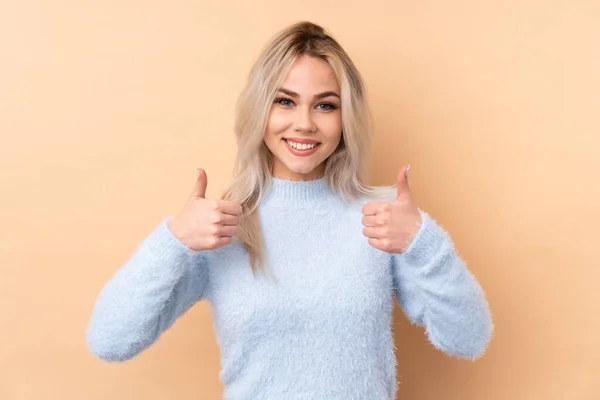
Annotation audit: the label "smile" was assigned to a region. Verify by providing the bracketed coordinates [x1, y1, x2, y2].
[282, 138, 321, 156]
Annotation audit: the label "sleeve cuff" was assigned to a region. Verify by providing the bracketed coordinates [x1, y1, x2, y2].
[401, 209, 450, 267]
[138, 217, 207, 265]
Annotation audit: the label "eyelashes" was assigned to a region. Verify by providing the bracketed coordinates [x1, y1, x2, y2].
[273, 97, 294, 107]
[273, 96, 339, 111]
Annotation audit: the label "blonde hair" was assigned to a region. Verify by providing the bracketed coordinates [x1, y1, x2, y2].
[221, 21, 395, 277]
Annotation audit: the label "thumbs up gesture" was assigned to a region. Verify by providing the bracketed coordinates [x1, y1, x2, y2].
[168, 168, 243, 251]
[362, 166, 422, 253]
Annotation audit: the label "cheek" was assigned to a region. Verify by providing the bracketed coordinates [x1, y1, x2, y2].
[265, 110, 289, 138]
[318, 115, 343, 145]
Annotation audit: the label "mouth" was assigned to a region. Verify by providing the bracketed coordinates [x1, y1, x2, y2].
[282, 138, 321, 156]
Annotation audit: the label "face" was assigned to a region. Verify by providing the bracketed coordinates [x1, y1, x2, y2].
[264, 55, 343, 181]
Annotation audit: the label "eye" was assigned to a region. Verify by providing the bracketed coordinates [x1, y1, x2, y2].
[274, 97, 294, 107]
[316, 102, 338, 111]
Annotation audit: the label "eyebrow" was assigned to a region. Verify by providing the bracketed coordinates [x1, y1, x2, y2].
[277, 87, 340, 100]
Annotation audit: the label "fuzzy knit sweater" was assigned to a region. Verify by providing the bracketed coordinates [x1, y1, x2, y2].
[86, 177, 493, 400]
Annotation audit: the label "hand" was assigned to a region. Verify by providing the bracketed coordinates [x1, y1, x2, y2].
[362, 165, 422, 253]
[168, 168, 243, 251]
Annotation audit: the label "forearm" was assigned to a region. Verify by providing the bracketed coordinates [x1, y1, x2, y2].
[86, 218, 209, 362]
[394, 209, 493, 359]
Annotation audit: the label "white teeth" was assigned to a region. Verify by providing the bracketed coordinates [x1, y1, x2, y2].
[286, 140, 317, 150]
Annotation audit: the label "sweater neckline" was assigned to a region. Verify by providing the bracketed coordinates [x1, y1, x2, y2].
[264, 176, 335, 204]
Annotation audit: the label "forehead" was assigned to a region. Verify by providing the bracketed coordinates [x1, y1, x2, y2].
[281, 55, 340, 93]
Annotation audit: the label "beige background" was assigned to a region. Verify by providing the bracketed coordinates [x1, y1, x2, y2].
[1, 1, 599, 399]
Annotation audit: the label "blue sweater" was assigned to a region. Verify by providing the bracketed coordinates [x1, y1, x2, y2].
[86, 177, 493, 399]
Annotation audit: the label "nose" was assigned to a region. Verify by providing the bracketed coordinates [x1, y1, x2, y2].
[293, 106, 317, 133]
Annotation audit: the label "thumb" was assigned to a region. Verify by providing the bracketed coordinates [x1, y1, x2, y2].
[396, 165, 411, 199]
[191, 168, 208, 199]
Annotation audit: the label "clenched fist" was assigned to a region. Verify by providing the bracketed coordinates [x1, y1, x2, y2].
[168, 168, 242, 251]
[362, 165, 422, 253]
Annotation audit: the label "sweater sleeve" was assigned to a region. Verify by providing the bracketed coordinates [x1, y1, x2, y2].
[86, 217, 210, 362]
[392, 209, 493, 359]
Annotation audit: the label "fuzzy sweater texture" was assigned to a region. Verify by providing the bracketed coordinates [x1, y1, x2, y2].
[86, 177, 493, 400]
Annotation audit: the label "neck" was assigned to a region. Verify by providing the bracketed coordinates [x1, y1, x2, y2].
[270, 162, 326, 182]
[263, 175, 334, 204]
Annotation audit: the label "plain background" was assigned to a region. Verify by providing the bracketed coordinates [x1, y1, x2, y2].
[1, 1, 599, 399]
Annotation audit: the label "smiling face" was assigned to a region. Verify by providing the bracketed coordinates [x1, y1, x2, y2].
[264, 55, 343, 181]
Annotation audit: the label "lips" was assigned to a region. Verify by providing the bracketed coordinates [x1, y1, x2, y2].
[283, 137, 321, 144]
[282, 138, 321, 156]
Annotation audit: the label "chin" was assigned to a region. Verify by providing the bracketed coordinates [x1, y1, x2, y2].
[286, 163, 319, 175]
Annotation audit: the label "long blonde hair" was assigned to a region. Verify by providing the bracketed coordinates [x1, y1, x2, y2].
[221, 21, 395, 276]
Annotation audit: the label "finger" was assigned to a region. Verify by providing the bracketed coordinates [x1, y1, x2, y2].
[361, 215, 379, 227]
[220, 213, 239, 226]
[362, 226, 379, 238]
[362, 202, 387, 216]
[191, 168, 208, 199]
[368, 237, 382, 249]
[396, 165, 411, 200]
[219, 201, 243, 216]
[216, 236, 232, 247]
[218, 225, 238, 237]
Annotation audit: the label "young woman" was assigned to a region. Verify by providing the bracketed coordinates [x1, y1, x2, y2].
[87, 21, 493, 399]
